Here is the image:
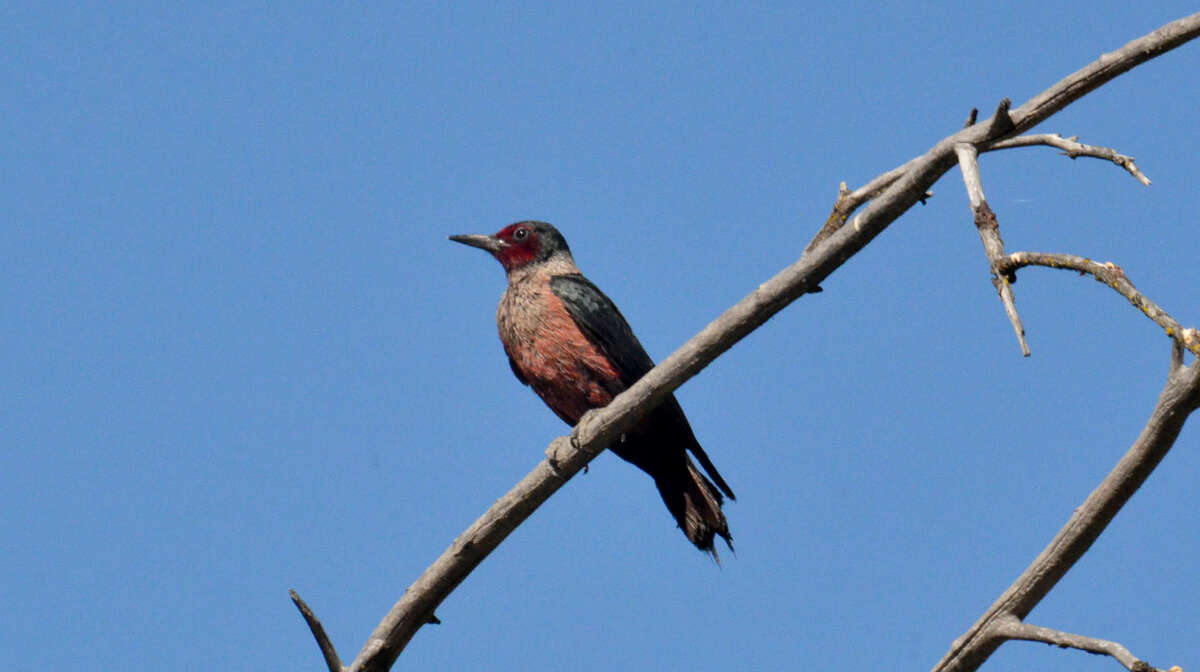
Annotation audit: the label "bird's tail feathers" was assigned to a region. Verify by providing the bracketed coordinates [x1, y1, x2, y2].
[687, 442, 736, 501]
[656, 457, 734, 562]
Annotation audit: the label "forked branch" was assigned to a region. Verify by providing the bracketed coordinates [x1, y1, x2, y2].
[943, 124, 1199, 670]
[954, 128, 1158, 357]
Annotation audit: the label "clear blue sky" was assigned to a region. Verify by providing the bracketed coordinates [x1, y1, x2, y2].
[2, 3, 1197, 670]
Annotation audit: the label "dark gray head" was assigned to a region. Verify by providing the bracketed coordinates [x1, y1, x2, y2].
[449, 221, 572, 272]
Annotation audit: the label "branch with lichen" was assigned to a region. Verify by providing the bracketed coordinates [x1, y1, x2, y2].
[995, 251, 1200, 356]
[954, 141, 1029, 356]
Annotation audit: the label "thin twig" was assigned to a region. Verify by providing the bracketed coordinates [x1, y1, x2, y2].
[955, 143, 1030, 356]
[995, 251, 1200, 356]
[290, 589, 344, 672]
[985, 133, 1151, 185]
[991, 615, 1153, 672]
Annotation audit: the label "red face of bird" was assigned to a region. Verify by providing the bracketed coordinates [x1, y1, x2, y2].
[449, 221, 570, 272]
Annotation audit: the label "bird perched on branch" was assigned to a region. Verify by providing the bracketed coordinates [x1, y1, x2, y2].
[450, 221, 735, 559]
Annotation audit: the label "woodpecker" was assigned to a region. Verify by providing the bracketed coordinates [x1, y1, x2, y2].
[450, 221, 735, 559]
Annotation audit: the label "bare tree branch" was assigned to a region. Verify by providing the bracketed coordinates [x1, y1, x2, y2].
[985, 134, 1151, 185]
[945, 105, 1199, 670]
[995, 252, 1200, 356]
[991, 615, 1152, 672]
[953, 124, 1164, 358]
[955, 143, 1030, 356]
[320, 12, 1200, 672]
[938, 144, 1200, 668]
[290, 589, 344, 672]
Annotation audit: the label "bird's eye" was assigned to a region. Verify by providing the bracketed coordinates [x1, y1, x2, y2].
[513, 227, 530, 242]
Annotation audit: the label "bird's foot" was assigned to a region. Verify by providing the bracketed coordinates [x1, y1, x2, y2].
[545, 436, 573, 478]
[571, 409, 606, 455]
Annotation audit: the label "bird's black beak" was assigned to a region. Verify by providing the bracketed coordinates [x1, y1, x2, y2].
[448, 233, 506, 254]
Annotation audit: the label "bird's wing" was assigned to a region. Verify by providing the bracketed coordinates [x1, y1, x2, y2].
[551, 273, 737, 501]
[549, 273, 654, 387]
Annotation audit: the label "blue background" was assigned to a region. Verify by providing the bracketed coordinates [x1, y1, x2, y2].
[2, 3, 1197, 670]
